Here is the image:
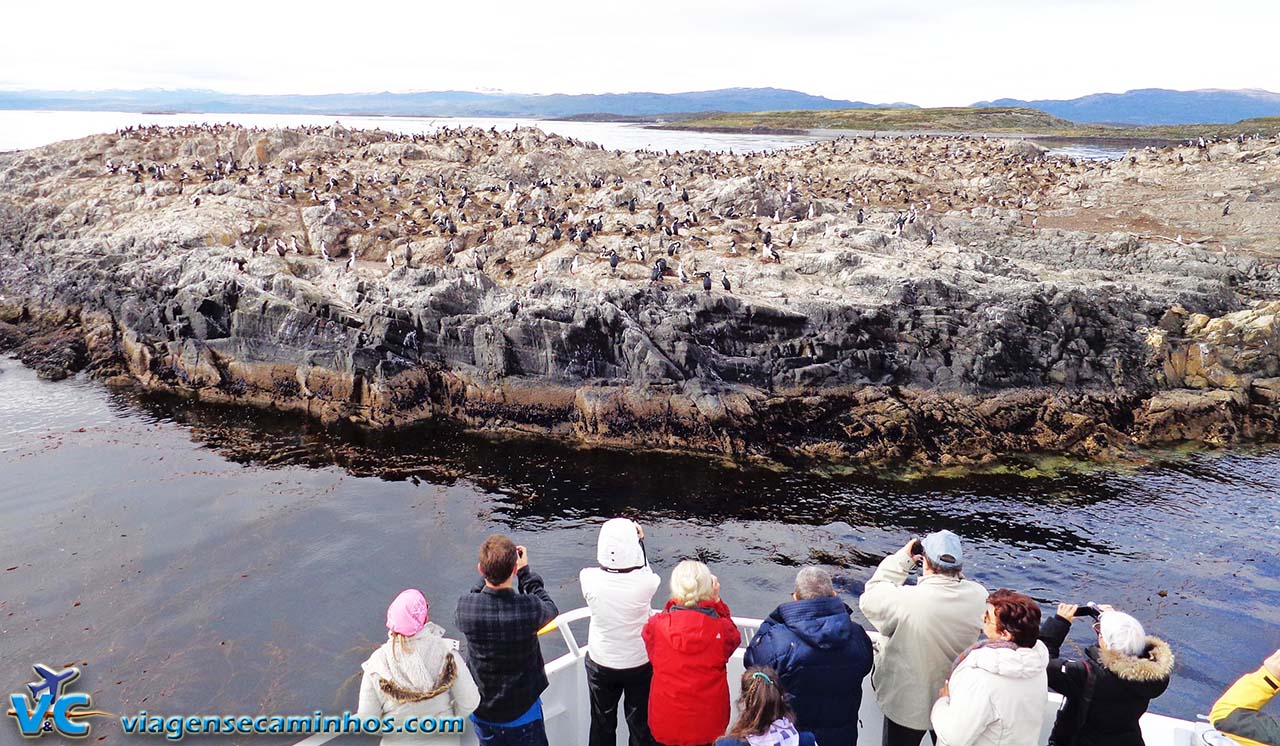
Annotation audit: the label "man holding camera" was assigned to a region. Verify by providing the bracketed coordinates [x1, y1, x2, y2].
[860, 530, 988, 746]
[456, 534, 560, 746]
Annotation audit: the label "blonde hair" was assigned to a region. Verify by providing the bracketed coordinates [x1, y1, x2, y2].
[670, 560, 715, 606]
[391, 632, 414, 658]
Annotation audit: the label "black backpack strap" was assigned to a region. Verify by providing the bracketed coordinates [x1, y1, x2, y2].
[1070, 659, 1098, 746]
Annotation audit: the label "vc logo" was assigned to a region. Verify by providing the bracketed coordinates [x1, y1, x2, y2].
[6, 664, 110, 738]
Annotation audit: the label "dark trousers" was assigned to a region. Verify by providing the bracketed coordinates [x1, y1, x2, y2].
[585, 654, 656, 746]
[883, 717, 937, 746]
[471, 717, 549, 746]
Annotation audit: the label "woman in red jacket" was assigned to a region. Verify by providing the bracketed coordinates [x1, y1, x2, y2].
[642, 560, 742, 746]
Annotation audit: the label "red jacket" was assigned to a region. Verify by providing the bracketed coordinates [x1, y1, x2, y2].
[642, 598, 742, 746]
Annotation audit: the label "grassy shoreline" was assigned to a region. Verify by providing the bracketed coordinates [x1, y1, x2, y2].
[644, 106, 1280, 141]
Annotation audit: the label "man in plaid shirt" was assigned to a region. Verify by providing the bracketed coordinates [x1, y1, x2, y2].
[456, 534, 560, 746]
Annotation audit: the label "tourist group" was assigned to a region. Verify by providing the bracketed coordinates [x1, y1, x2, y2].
[355, 519, 1280, 746]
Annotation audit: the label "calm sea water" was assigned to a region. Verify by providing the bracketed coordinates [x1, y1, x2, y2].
[0, 109, 1129, 159]
[1, 357, 1277, 736]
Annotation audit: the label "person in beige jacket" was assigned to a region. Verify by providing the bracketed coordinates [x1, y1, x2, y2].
[859, 531, 988, 746]
[358, 589, 481, 745]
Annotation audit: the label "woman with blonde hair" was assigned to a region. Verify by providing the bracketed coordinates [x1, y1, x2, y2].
[357, 588, 480, 744]
[642, 560, 742, 746]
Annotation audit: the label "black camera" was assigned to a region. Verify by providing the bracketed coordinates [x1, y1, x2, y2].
[1074, 603, 1101, 618]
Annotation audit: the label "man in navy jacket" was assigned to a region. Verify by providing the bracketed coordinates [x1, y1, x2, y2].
[745, 567, 874, 746]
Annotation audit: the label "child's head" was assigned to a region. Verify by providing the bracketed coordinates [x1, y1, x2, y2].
[728, 667, 794, 738]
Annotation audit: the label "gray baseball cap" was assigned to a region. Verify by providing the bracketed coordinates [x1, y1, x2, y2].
[922, 530, 964, 569]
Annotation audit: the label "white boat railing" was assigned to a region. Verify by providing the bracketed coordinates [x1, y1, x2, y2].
[297, 607, 1209, 746]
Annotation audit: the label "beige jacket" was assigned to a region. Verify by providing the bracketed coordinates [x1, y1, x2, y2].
[859, 549, 988, 731]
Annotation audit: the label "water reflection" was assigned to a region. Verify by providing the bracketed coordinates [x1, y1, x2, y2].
[117, 385, 1132, 557]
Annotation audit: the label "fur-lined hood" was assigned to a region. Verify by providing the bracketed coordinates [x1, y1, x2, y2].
[1094, 636, 1174, 689]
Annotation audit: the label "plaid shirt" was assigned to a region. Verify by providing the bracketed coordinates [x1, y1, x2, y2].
[455, 567, 559, 723]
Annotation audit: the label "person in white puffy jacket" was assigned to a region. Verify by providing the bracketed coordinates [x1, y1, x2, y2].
[357, 588, 481, 745]
[580, 518, 662, 746]
[932, 589, 1050, 746]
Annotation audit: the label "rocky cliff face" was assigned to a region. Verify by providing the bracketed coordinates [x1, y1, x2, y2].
[2, 123, 1279, 465]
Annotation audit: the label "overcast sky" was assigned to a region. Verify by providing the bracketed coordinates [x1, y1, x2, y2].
[5, 0, 1276, 107]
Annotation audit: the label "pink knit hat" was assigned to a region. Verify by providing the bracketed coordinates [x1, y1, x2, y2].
[386, 589, 429, 637]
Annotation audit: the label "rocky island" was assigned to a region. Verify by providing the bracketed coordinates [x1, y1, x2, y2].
[2, 123, 1279, 467]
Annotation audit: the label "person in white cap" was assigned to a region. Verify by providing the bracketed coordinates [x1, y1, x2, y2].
[580, 518, 662, 746]
[859, 531, 988, 746]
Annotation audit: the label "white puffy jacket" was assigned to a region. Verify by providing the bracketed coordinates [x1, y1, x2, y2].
[580, 518, 661, 670]
[931, 641, 1050, 746]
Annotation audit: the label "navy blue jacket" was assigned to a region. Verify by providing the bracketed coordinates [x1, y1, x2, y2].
[744, 596, 874, 746]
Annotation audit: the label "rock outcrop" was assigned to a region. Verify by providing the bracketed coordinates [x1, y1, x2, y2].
[2, 123, 1279, 466]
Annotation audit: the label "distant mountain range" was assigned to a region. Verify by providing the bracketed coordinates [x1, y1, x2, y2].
[972, 88, 1280, 126]
[3, 86, 1278, 126]
[0, 87, 914, 119]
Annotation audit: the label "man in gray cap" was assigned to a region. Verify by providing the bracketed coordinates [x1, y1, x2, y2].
[859, 531, 987, 746]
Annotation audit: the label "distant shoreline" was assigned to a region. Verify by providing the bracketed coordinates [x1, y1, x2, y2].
[2, 107, 1263, 148]
[652, 122, 1180, 147]
[649, 107, 1280, 142]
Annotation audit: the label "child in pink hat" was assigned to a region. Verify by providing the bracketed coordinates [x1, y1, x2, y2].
[358, 588, 480, 744]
